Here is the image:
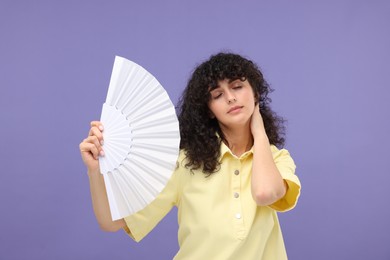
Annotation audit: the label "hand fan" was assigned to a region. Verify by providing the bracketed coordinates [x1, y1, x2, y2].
[99, 56, 180, 221]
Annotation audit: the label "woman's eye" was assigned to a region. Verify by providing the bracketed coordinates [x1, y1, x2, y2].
[213, 93, 222, 99]
[233, 85, 242, 89]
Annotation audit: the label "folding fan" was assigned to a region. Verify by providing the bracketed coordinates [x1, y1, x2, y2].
[99, 56, 180, 221]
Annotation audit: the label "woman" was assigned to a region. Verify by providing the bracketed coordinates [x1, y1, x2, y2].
[79, 52, 301, 259]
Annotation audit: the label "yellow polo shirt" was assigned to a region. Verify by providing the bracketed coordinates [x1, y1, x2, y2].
[124, 143, 301, 260]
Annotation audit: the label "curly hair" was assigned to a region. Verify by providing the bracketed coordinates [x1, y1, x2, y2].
[177, 52, 285, 175]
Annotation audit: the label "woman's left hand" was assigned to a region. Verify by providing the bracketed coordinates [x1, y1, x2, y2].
[250, 103, 266, 137]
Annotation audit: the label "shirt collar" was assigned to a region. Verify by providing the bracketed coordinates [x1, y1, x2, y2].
[219, 136, 253, 161]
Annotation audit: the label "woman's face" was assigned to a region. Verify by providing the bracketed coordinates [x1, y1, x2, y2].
[208, 78, 256, 129]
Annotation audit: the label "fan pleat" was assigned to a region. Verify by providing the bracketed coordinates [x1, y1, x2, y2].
[131, 114, 178, 132]
[112, 170, 137, 214]
[128, 98, 173, 124]
[103, 173, 125, 219]
[123, 159, 162, 195]
[130, 149, 177, 173]
[118, 161, 159, 213]
[111, 65, 137, 107]
[133, 143, 178, 154]
[120, 77, 158, 113]
[121, 86, 164, 119]
[117, 167, 151, 213]
[105, 142, 130, 157]
[134, 131, 179, 139]
[107, 134, 132, 142]
[114, 68, 150, 109]
[110, 169, 134, 212]
[106, 118, 130, 131]
[110, 67, 135, 106]
[105, 58, 128, 104]
[126, 155, 168, 188]
[105, 146, 129, 171]
[100, 103, 133, 174]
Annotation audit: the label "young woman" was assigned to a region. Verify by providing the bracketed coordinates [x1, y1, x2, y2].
[79, 52, 301, 259]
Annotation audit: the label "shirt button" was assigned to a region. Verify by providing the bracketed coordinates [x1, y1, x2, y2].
[234, 170, 239, 175]
[234, 192, 239, 198]
[235, 213, 241, 219]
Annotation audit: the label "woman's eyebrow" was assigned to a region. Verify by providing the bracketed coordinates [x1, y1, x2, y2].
[228, 78, 242, 84]
[209, 84, 222, 91]
[209, 87, 221, 93]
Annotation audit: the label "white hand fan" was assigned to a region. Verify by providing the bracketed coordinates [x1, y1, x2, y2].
[99, 56, 180, 221]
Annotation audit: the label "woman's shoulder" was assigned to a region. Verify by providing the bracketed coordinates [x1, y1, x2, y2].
[270, 145, 293, 160]
[175, 149, 202, 176]
[173, 149, 190, 173]
[177, 149, 188, 164]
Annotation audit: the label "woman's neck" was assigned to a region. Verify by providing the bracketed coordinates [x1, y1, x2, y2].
[220, 124, 253, 157]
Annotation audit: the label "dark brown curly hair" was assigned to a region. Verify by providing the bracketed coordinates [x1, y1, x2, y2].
[177, 52, 285, 175]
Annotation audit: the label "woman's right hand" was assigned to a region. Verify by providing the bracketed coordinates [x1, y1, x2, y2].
[79, 121, 126, 231]
[79, 121, 105, 173]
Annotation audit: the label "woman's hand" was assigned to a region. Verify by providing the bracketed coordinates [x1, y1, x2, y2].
[79, 121, 105, 173]
[250, 103, 266, 138]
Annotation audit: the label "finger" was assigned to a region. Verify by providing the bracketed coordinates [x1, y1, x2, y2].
[80, 136, 100, 151]
[80, 142, 100, 160]
[90, 121, 104, 131]
[84, 135, 103, 151]
[88, 127, 104, 145]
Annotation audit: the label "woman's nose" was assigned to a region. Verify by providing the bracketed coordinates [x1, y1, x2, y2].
[226, 90, 236, 104]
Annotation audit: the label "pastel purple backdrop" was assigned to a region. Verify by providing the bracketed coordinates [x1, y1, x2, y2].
[1, 1, 389, 259]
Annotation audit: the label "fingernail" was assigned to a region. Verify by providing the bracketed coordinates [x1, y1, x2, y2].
[100, 140, 104, 146]
[100, 150, 105, 156]
[99, 125, 104, 131]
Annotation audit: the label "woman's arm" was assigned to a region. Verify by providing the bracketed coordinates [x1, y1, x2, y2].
[250, 105, 287, 206]
[79, 121, 126, 231]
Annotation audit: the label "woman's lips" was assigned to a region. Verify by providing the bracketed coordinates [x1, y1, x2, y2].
[228, 106, 243, 113]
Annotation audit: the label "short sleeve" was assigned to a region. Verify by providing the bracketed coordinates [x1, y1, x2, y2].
[122, 163, 181, 242]
[269, 145, 301, 212]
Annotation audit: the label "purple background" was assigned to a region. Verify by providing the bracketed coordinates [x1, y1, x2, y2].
[1, 1, 389, 259]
